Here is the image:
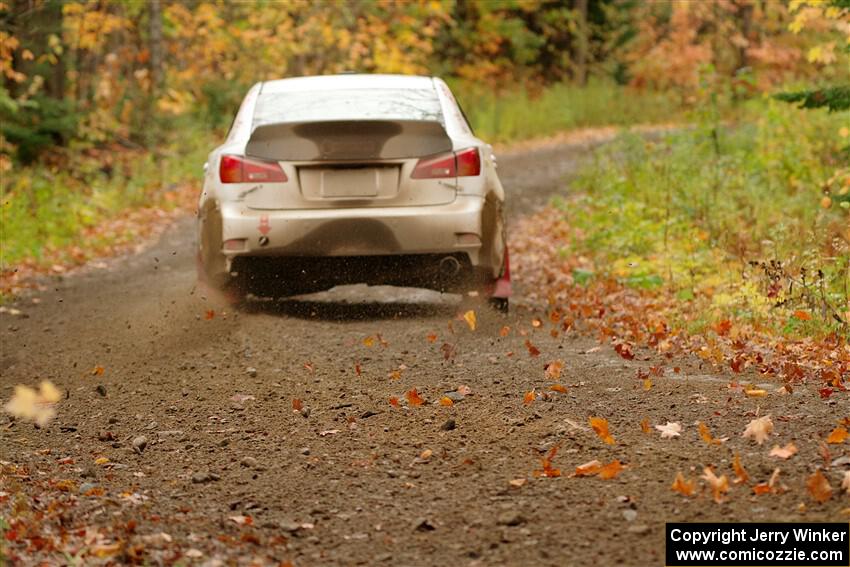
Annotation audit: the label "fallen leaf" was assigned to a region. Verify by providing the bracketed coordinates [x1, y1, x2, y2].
[439, 396, 454, 407]
[732, 453, 749, 484]
[509, 478, 526, 488]
[598, 460, 625, 479]
[229, 515, 253, 526]
[419, 449, 433, 461]
[426, 332, 438, 343]
[533, 445, 561, 478]
[656, 421, 682, 439]
[574, 460, 602, 477]
[742, 415, 773, 445]
[752, 483, 772, 495]
[319, 429, 340, 436]
[698, 422, 725, 445]
[744, 389, 767, 397]
[363, 336, 375, 347]
[701, 467, 729, 503]
[4, 381, 62, 426]
[91, 366, 105, 376]
[671, 471, 696, 496]
[827, 426, 848, 444]
[525, 340, 540, 357]
[643, 377, 652, 391]
[793, 310, 811, 321]
[90, 542, 123, 558]
[292, 398, 303, 411]
[806, 470, 832, 503]
[440, 342, 456, 360]
[94, 457, 110, 465]
[544, 360, 564, 380]
[463, 310, 477, 331]
[499, 325, 511, 337]
[640, 418, 651, 434]
[388, 396, 399, 407]
[204, 309, 215, 320]
[589, 417, 616, 445]
[456, 385, 472, 396]
[405, 388, 425, 407]
[531, 318, 542, 328]
[769, 442, 798, 459]
[523, 390, 535, 406]
[549, 384, 568, 394]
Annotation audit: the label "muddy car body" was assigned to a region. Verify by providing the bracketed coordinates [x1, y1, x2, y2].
[197, 74, 510, 309]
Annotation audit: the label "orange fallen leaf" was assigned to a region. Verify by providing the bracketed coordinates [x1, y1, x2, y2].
[533, 445, 561, 478]
[388, 396, 399, 407]
[753, 482, 772, 495]
[698, 422, 725, 445]
[419, 449, 433, 461]
[544, 360, 564, 380]
[463, 310, 477, 331]
[363, 336, 375, 347]
[589, 417, 616, 445]
[91, 365, 104, 376]
[355, 361, 362, 377]
[598, 460, 625, 479]
[732, 453, 749, 484]
[742, 415, 773, 445]
[549, 384, 568, 394]
[229, 515, 253, 525]
[499, 325, 511, 337]
[806, 469, 832, 504]
[826, 426, 848, 444]
[640, 418, 651, 434]
[744, 389, 767, 397]
[793, 310, 812, 321]
[426, 332, 438, 343]
[671, 471, 696, 496]
[525, 339, 540, 357]
[388, 370, 402, 380]
[701, 466, 729, 503]
[769, 442, 798, 459]
[574, 460, 602, 477]
[439, 396, 454, 407]
[204, 309, 215, 320]
[405, 388, 425, 407]
[523, 390, 536, 406]
[292, 398, 303, 411]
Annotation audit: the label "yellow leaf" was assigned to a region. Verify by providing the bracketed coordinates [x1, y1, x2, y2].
[95, 457, 110, 465]
[589, 416, 615, 445]
[463, 310, 476, 331]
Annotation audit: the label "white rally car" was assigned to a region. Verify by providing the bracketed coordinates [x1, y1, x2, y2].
[197, 74, 511, 311]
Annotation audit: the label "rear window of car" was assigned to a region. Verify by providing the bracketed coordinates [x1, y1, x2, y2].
[253, 88, 444, 126]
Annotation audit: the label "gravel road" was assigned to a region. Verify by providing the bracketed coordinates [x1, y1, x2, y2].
[1, 133, 846, 566]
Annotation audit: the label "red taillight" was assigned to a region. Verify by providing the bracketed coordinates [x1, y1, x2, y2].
[219, 154, 287, 183]
[411, 147, 480, 179]
[455, 147, 481, 177]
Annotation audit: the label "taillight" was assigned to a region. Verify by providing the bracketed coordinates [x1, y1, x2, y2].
[219, 154, 287, 183]
[411, 147, 480, 179]
[455, 147, 481, 177]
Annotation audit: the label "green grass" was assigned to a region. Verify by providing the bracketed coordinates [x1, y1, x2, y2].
[453, 80, 680, 143]
[1, 121, 215, 268]
[564, 98, 850, 336]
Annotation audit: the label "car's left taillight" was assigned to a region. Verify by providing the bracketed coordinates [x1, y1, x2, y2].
[411, 147, 481, 179]
[219, 154, 287, 183]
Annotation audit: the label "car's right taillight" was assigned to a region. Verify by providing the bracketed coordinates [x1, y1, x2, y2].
[220, 154, 287, 183]
[411, 147, 480, 179]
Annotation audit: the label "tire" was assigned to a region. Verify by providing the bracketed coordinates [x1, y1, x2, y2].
[487, 297, 509, 313]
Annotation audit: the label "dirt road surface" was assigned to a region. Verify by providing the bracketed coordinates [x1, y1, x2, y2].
[2, 134, 847, 566]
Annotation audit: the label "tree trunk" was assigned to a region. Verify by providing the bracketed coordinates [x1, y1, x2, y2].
[148, 0, 163, 96]
[574, 0, 588, 86]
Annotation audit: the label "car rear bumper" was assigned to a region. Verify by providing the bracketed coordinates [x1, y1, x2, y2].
[218, 195, 487, 265]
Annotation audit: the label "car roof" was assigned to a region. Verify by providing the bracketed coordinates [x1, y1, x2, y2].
[259, 74, 435, 94]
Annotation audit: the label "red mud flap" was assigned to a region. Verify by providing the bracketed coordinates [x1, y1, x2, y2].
[488, 248, 512, 299]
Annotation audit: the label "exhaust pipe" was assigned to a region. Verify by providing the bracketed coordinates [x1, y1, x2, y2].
[439, 256, 461, 277]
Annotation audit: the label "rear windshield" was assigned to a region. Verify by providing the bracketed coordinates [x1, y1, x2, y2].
[253, 88, 444, 127]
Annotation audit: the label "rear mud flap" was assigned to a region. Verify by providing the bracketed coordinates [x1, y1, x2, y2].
[486, 248, 512, 299]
